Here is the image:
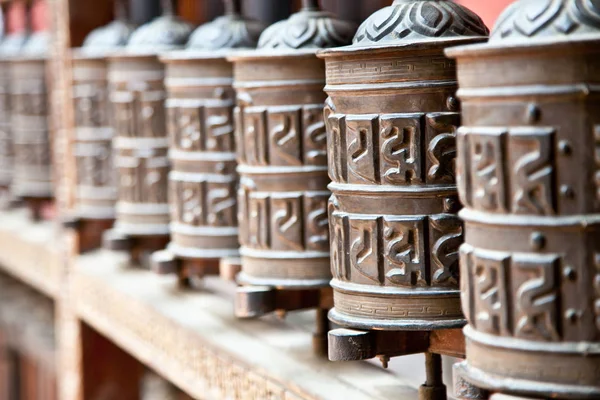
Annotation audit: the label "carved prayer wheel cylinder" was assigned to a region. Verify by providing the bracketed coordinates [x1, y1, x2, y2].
[0, 58, 11, 190]
[154, 1, 265, 276]
[229, 1, 355, 292]
[105, 5, 192, 252]
[71, 3, 133, 220]
[318, 0, 488, 333]
[109, 55, 171, 236]
[446, 0, 600, 398]
[0, 30, 28, 191]
[10, 31, 52, 200]
[72, 55, 119, 219]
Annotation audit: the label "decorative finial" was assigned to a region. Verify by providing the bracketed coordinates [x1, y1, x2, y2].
[161, 0, 175, 16]
[24, 0, 32, 34]
[301, 0, 320, 11]
[114, 0, 129, 22]
[224, 0, 242, 16]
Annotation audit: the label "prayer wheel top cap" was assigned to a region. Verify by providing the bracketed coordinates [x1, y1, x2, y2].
[318, 0, 488, 58]
[446, 0, 600, 57]
[185, 14, 265, 51]
[80, 20, 134, 53]
[125, 14, 193, 54]
[75, 0, 133, 57]
[0, 32, 29, 57]
[18, 30, 49, 59]
[229, 0, 357, 60]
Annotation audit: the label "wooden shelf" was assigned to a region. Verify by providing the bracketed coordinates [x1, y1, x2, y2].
[74, 251, 419, 400]
[0, 210, 421, 399]
[0, 209, 62, 299]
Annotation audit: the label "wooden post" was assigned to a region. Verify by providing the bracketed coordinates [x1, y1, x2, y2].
[81, 323, 144, 399]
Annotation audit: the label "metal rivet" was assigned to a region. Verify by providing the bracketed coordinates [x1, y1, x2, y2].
[558, 140, 572, 156]
[444, 197, 459, 213]
[527, 103, 541, 123]
[530, 232, 546, 251]
[446, 96, 459, 111]
[563, 266, 576, 281]
[565, 309, 579, 323]
[560, 185, 575, 198]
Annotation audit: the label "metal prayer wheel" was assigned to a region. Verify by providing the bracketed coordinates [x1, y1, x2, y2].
[10, 26, 52, 220]
[71, 1, 133, 219]
[0, 13, 29, 197]
[318, 0, 487, 392]
[103, 0, 192, 264]
[67, 0, 133, 251]
[229, 0, 355, 353]
[446, 0, 600, 398]
[152, 0, 265, 283]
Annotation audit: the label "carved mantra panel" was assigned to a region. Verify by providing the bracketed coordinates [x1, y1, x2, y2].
[161, 56, 239, 259]
[109, 56, 170, 236]
[231, 55, 331, 288]
[10, 59, 52, 199]
[447, 19, 600, 398]
[72, 56, 117, 219]
[457, 127, 556, 215]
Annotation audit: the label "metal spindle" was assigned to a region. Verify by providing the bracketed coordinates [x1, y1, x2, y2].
[225, 0, 242, 16]
[160, 0, 175, 16]
[302, 0, 320, 11]
[114, 0, 129, 22]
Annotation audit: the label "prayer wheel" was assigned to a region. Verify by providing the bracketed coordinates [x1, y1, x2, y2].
[71, 0, 132, 220]
[10, 25, 52, 220]
[320, 0, 487, 345]
[319, 2, 488, 396]
[68, 0, 133, 250]
[447, 0, 600, 398]
[0, 8, 29, 198]
[152, 0, 265, 283]
[103, 0, 192, 264]
[229, 0, 355, 354]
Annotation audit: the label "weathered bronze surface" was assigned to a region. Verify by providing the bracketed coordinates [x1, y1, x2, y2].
[71, 0, 133, 221]
[103, 0, 192, 262]
[446, 0, 600, 398]
[152, 0, 265, 281]
[10, 29, 53, 208]
[229, 0, 355, 355]
[0, 24, 29, 193]
[230, 0, 355, 292]
[318, 0, 487, 334]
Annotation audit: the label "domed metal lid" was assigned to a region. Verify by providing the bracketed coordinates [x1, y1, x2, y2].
[490, 0, 600, 42]
[186, 0, 265, 50]
[20, 30, 49, 57]
[350, 0, 488, 48]
[83, 20, 134, 49]
[126, 0, 192, 52]
[256, 0, 356, 51]
[0, 32, 28, 57]
[81, 0, 134, 52]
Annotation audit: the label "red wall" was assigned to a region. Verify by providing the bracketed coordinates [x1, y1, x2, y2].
[5, 0, 48, 34]
[5, 2, 26, 34]
[457, 0, 514, 30]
